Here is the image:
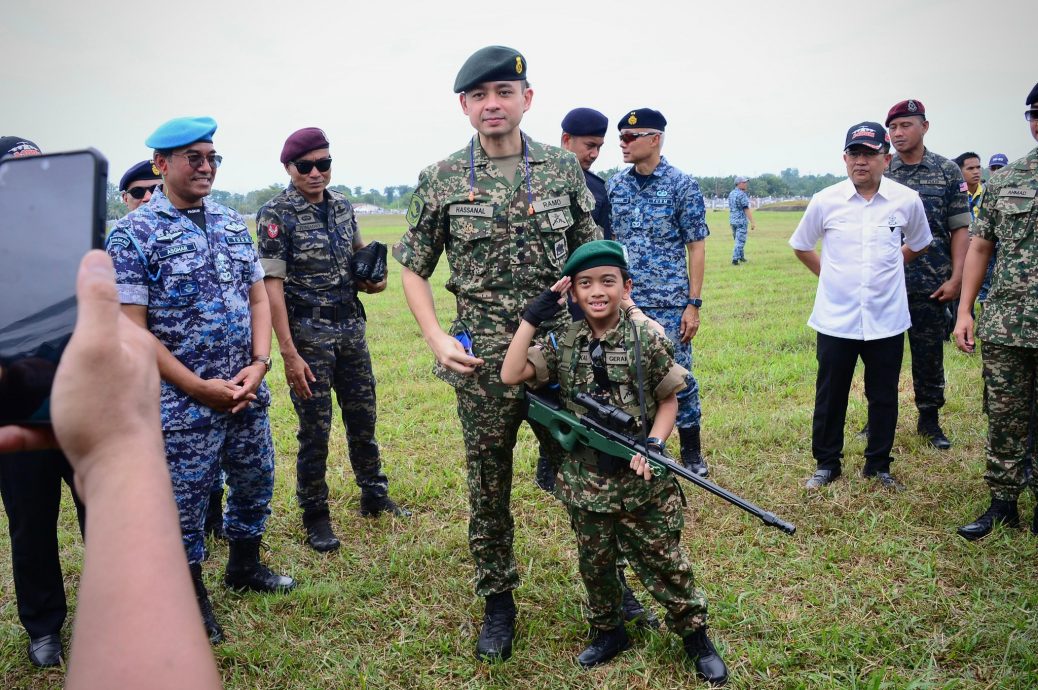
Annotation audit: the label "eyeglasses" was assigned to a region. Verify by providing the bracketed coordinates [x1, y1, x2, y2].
[845, 148, 885, 159]
[125, 184, 158, 200]
[1025, 110, 1038, 122]
[619, 131, 658, 144]
[588, 339, 612, 391]
[292, 157, 333, 174]
[170, 152, 222, 169]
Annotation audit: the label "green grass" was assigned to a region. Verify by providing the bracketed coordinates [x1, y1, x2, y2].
[3, 211, 1036, 689]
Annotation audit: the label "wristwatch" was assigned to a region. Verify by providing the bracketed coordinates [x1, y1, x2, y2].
[252, 355, 272, 372]
[687, 297, 703, 308]
[645, 437, 665, 454]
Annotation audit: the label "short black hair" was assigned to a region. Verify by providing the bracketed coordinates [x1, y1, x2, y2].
[954, 151, 981, 167]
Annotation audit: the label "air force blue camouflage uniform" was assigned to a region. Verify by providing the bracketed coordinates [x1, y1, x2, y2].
[106, 187, 275, 565]
[607, 157, 709, 429]
[728, 187, 751, 262]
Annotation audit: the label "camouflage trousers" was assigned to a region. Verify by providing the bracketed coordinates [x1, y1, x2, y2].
[165, 405, 275, 565]
[456, 389, 564, 597]
[906, 294, 948, 413]
[565, 480, 707, 634]
[982, 342, 1038, 500]
[289, 315, 388, 514]
[730, 223, 748, 262]
[642, 307, 701, 428]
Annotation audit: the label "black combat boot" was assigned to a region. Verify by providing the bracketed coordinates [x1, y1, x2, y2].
[684, 627, 729, 686]
[204, 488, 226, 540]
[917, 409, 951, 450]
[618, 568, 660, 629]
[577, 625, 631, 668]
[224, 537, 297, 593]
[189, 563, 224, 644]
[534, 453, 556, 492]
[476, 591, 516, 662]
[957, 498, 1020, 541]
[680, 426, 708, 477]
[302, 510, 340, 552]
[359, 491, 412, 518]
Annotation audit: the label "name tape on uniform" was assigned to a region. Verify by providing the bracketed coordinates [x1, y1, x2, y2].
[531, 195, 569, 214]
[448, 204, 494, 218]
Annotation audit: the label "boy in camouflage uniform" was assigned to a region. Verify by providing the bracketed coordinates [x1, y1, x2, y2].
[501, 241, 728, 685]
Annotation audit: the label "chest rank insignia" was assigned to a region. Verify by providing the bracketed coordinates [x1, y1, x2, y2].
[627, 112, 638, 125]
[155, 229, 182, 243]
[515, 56, 523, 74]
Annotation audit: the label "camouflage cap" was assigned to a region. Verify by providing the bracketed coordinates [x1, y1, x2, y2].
[885, 99, 926, 126]
[618, 108, 667, 131]
[454, 46, 527, 93]
[562, 240, 628, 277]
[1027, 82, 1038, 106]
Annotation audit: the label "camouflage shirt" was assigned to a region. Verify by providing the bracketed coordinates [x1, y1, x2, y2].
[393, 133, 599, 398]
[887, 148, 972, 295]
[728, 187, 751, 225]
[106, 188, 270, 431]
[973, 146, 1038, 348]
[256, 185, 359, 308]
[607, 157, 710, 308]
[526, 312, 688, 512]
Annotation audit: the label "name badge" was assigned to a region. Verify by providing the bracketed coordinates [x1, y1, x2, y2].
[1000, 188, 1036, 198]
[226, 234, 253, 245]
[531, 195, 569, 213]
[449, 203, 494, 218]
[157, 243, 194, 259]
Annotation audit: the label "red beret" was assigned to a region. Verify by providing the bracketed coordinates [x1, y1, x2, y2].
[280, 127, 330, 164]
[885, 99, 926, 127]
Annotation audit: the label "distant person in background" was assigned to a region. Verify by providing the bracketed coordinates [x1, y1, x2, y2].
[0, 135, 87, 669]
[988, 152, 1009, 174]
[561, 108, 612, 239]
[728, 176, 755, 265]
[118, 160, 162, 212]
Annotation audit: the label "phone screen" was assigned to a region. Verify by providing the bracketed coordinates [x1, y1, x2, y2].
[0, 149, 107, 424]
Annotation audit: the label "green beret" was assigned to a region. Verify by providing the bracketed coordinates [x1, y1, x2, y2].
[563, 240, 628, 277]
[454, 45, 527, 93]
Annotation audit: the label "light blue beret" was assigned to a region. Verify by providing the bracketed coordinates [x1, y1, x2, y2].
[145, 116, 218, 149]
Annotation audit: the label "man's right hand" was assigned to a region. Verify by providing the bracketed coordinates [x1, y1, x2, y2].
[191, 378, 256, 413]
[283, 350, 317, 399]
[429, 332, 484, 375]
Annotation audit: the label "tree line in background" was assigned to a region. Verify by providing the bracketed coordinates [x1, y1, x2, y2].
[106, 169, 842, 220]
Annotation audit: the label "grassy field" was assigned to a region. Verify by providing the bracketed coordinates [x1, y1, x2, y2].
[2, 211, 1036, 689]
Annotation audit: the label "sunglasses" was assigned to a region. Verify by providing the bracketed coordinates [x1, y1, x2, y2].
[170, 152, 222, 170]
[292, 157, 332, 174]
[619, 131, 658, 144]
[126, 184, 158, 200]
[1025, 110, 1038, 122]
[588, 339, 612, 391]
[844, 148, 885, 159]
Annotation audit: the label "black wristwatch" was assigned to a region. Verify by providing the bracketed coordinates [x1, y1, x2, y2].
[687, 297, 703, 308]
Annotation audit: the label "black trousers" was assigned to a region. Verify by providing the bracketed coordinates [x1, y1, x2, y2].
[812, 332, 905, 474]
[0, 449, 85, 638]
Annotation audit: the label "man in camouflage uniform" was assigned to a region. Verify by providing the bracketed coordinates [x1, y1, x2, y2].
[258, 128, 408, 553]
[885, 99, 971, 449]
[728, 176, 755, 265]
[394, 46, 599, 661]
[955, 82, 1038, 541]
[607, 108, 711, 477]
[500, 241, 727, 683]
[107, 116, 295, 645]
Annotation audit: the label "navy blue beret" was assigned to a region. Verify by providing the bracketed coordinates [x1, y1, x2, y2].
[1027, 82, 1038, 106]
[562, 108, 608, 137]
[145, 116, 217, 150]
[454, 46, 527, 93]
[617, 108, 667, 131]
[119, 159, 162, 190]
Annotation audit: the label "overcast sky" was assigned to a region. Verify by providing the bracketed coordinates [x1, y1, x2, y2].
[4, 0, 1033, 194]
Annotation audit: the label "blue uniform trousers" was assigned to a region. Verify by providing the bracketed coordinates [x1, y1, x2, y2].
[641, 307, 701, 428]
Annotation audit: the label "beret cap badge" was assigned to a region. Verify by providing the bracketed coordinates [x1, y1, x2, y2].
[627, 112, 638, 125]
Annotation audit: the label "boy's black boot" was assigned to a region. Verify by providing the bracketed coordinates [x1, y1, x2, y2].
[577, 625, 631, 668]
[684, 627, 729, 686]
[476, 591, 516, 662]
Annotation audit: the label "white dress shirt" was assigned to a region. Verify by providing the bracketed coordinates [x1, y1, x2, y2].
[789, 176, 932, 340]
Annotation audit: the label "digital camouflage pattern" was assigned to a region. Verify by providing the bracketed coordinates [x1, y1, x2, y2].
[607, 156, 709, 309]
[728, 186, 750, 262]
[257, 186, 390, 512]
[107, 187, 270, 431]
[973, 147, 1038, 499]
[643, 307, 701, 428]
[165, 409, 275, 564]
[526, 311, 705, 633]
[906, 295, 947, 413]
[393, 133, 598, 596]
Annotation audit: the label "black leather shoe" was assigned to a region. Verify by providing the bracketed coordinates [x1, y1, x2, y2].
[918, 410, 952, 450]
[535, 453, 556, 492]
[577, 625, 631, 668]
[476, 591, 516, 662]
[863, 470, 902, 491]
[224, 538, 296, 593]
[621, 584, 660, 629]
[27, 633, 62, 668]
[189, 563, 224, 644]
[958, 499, 1020, 541]
[804, 468, 840, 489]
[684, 627, 729, 686]
[360, 493, 412, 518]
[679, 426, 708, 477]
[303, 512, 341, 552]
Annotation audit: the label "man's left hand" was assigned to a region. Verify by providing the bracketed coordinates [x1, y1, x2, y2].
[357, 278, 387, 294]
[930, 277, 962, 302]
[679, 304, 700, 343]
[229, 362, 267, 412]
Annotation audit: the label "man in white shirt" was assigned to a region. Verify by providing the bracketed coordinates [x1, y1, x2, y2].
[790, 122, 932, 490]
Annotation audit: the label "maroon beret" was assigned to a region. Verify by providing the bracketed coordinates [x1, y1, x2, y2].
[885, 99, 926, 127]
[280, 127, 330, 164]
